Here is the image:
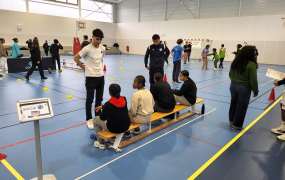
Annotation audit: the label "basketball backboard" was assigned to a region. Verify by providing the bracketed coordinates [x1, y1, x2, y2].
[76, 21, 86, 29]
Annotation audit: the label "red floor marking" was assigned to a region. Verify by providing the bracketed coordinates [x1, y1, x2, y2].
[0, 122, 86, 150]
[198, 79, 230, 90]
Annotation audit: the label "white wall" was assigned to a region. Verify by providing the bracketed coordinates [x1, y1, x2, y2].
[0, 9, 117, 47]
[116, 14, 285, 65]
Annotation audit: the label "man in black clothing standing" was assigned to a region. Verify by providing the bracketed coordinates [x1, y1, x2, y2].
[43, 40, 49, 56]
[48, 39, 63, 73]
[26, 39, 32, 56]
[187, 41, 192, 64]
[164, 41, 170, 65]
[145, 34, 169, 88]
[81, 35, 90, 49]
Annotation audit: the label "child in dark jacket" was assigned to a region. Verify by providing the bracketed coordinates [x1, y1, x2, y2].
[93, 84, 131, 150]
[172, 70, 197, 113]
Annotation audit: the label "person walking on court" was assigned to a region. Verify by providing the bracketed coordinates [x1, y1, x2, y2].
[219, 44, 228, 68]
[74, 29, 106, 129]
[10, 38, 20, 58]
[48, 39, 63, 73]
[271, 77, 285, 140]
[229, 46, 258, 130]
[0, 38, 8, 72]
[171, 38, 184, 83]
[81, 35, 90, 50]
[26, 39, 32, 56]
[43, 40, 49, 57]
[201, 45, 210, 69]
[25, 38, 48, 80]
[144, 34, 169, 88]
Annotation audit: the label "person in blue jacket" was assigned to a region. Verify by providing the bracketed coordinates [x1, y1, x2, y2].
[10, 38, 20, 58]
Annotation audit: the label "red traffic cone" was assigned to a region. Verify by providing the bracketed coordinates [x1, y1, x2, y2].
[268, 88, 276, 100]
[163, 74, 167, 82]
[199, 58, 201, 62]
[0, 153, 7, 161]
[103, 65, 107, 72]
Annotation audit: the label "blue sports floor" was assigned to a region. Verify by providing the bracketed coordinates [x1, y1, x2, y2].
[0, 54, 284, 180]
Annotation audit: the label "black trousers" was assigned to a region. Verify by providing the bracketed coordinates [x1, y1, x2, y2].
[27, 60, 44, 78]
[173, 61, 181, 82]
[165, 58, 169, 64]
[149, 68, 164, 88]
[44, 49, 49, 56]
[219, 58, 224, 68]
[50, 54, 61, 70]
[85, 76, 105, 120]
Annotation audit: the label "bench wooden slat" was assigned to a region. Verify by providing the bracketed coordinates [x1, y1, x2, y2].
[98, 98, 204, 140]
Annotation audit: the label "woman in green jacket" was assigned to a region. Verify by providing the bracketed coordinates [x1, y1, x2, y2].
[229, 46, 258, 130]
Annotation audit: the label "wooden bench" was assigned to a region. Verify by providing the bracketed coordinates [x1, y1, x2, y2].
[98, 98, 204, 152]
[61, 61, 83, 70]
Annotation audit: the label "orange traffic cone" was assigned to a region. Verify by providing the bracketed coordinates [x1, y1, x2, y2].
[0, 153, 7, 160]
[268, 88, 276, 100]
[103, 65, 107, 72]
[199, 58, 201, 62]
[163, 74, 167, 82]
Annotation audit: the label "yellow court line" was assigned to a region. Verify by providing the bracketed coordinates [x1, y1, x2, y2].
[1, 159, 25, 180]
[188, 96, 282, 180]
[75, 108, 217, 180]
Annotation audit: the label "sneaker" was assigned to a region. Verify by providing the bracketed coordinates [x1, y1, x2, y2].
[0, 74, 3, 77]
[175, 81, 182, 84]
[232, 125, 243, 130]
[167, 64, 170, 65]
[94, 141, 106, 150]
[277, 134, 285, 140]
[48, 68, 52, 74]
[202, 68, 205, 69]
[25, 75, 29, 80]
[41, 77, 48, 79]
[124, 131, 131, 138]
[271, 127, 285, 135]
[58, 70, 62, 73]
[229, 121, 233, 126]
[213, 68, 217, 71]
[130, 127, 140, 135]
[87, 119, 94, 129]
[110, 137, 116, 144]
[2, 68, 8, 71]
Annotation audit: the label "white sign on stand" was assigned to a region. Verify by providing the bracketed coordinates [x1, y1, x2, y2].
[191, 41, 201, 49]
[17, 98, 56, 180]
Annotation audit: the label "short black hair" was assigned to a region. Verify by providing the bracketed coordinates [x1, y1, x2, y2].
[206, 45, 210, 48]
[12, 38, 18, 42]
[83, 35, 88, 40]
[135, 75, 146, 87]
[152, 34, 160, 40]
[154, 72, 162, 81]
[221, 44, 224, 47]
[237, 44, 242, 48]
[213, 48, 217, 52]
[54, 39, 59, 44]
[0, 38, 4, 42]
[177, 38, 183, 44]
[93, 29, 104, 39]
[109, 84, 121, 99]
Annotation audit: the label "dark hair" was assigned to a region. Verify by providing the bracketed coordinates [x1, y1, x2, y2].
[237, 44, 242, 48]
[154, 72, 162, 81]
[177, 38, 183, 44]
[230, 45, 258, 73]
[109, 84, 121, 99]
[135, 75, 145, 87]
[32, 38, 40, 50]
[206, 45, 210, 48]
[93, 29, 104, 39]
[152, 34, 160, 40]
[213, 48, 217, 52]
[90, 39, 92, 41]
[13, 38, 18, 42]
[221, 44, 224, 47]
[164, 41, 166, 43]
[0, 38, 4, 42]
[83, 35, 88, 40]
[180, 70, 196, 87]
[54, 39, 59, 44]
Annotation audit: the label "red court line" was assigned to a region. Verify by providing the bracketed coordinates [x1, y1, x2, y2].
[198, 79, 230, 90]
[0, 122, 86, 150]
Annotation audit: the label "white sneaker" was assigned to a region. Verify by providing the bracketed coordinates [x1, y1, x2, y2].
[277, 133, 285, 140]
[87, 119, 94, 129]
[271, 126, 285, 135]
[213, 68, 217, 71]
[94, 141, 106, 150]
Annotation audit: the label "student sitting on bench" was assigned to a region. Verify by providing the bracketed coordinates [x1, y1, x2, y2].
[172, 70, 197, 113]
[125, 75, 155, 138]
[93, 84, 131, 150]
[151, 72, 175, 113]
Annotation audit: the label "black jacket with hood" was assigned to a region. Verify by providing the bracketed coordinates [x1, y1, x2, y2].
[100, 96, 131, 133]
[81, 41, 90, 49]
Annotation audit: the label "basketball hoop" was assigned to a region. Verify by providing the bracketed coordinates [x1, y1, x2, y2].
[282, 18, 285, 28]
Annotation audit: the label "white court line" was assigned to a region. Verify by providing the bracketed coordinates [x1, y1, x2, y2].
[260, 79, 274, 86]
[75, 108, 217, 180]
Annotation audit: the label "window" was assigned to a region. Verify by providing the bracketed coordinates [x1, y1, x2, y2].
[81, 0, 113, 23]
[29, 0, 79, 19]
[0, 0, 26, 12]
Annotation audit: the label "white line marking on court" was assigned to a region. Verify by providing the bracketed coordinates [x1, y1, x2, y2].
[75, 108, 217, 180]
[260, 79, 274, 86]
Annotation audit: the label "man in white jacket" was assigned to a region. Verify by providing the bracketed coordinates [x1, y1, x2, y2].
[0, 38, 8, 73]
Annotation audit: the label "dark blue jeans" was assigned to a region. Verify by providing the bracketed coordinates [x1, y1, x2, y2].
[187, 52, 191, 62]
[229, 82, 251, 128]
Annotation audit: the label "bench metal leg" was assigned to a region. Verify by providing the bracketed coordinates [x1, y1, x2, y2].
[148, 122, 152, 132]
[112, 133, 123, 152]
[174, 112, 177, 121]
